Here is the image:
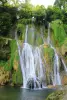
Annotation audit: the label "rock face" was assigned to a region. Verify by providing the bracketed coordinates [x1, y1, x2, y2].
[62, 75, 67, 85]
[46, 90, 65, 100]
[26, 78, 42, 89]
[46, 85, 67, 100]
[0, 37, 11, 60]
[0, 67, 10, 85]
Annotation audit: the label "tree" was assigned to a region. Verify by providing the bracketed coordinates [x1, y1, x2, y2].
[0, 12, 12, 36]
[8, 0, 20, 7]
[19, 3, 33, 19]
[54, 0, 67, 9]
[0, 0, 7, 6]
[25, 0, 31, 4]
[46, 6, 54, 22]
[34, 5, 46, 24]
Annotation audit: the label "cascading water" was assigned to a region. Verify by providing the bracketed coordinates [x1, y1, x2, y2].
[15, 23, 63, 89]
[61, 59, 67, 73]
[16, 25, 46, 89]
[47, 23, 61, 86]
[25, 25, 28, 43]
[53, 50, 61, 85]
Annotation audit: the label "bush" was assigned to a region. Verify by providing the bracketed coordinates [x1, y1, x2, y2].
[0, 12, 12, 36]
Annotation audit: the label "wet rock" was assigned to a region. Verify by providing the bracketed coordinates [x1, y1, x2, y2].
[26, 78, 42, 89]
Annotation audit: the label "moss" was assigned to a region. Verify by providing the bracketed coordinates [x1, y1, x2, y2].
[0, 39, 23, 86]
[12, 67, 22, 85]
[0, 67, 10, 85]
[61, 38, 67, 57]
[10, 40, 23, 85]
[51, 20, 66, 47]
[43, 45, 54, 84]
[46, 90, 65, 100]
[0, 37, 11, 60]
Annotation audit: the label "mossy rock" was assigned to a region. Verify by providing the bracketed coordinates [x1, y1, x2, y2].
[43, 45, 54, 84]
[61, 38, 67, 57]
[12, 67, 23, 85]
[46, 90, 65, 100]
[0, 67, 10, 85]
[0, 37, 11, 60]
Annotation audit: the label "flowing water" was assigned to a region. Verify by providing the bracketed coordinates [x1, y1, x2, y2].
[61, 59, 67, 73]
[47, 23, 61, 86]
[16, 26, 46, 89]
[0, 86, 55, 100]
[16, 24, 63, 89]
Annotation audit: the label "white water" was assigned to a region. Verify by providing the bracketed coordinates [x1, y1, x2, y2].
[25, 25, 28, 43]
[61, 59, 67, 73]
[16, 25, 46, 89]
[16, 24, 62, 88]
[47, 23, 61, 86]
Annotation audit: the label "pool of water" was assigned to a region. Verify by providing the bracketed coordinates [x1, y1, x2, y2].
[0, 86, 55, 100]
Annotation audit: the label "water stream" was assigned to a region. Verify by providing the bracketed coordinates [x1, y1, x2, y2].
[16, 25, 46, 89]
[15, 23, 67, 89]
[47, 23, 61, 86]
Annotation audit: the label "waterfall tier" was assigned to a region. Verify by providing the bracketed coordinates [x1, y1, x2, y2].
[16, 24, 67, 89]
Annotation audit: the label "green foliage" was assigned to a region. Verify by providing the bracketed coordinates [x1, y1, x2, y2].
[54, 0, 67, 9]
[0, 12, 12, 36]
[17, 23, 25, 37]
[45, 47, 54, 57]
[0, 61, 6, 67]
[35, 34, 43, 46]
[0, 37, 10, 60]
[0, 6, 17, 37]
[34, 5, 46, 24]
[0, 0, 7, 6]
[46, 6, 54, 22]
[18, 18, 32, 25]
[0, 0, 67, 37]
[43, 46, 54, 84]
[62, 10, 67, 24]
[64, 24, 67, 33]
[12, 67, 22, 85]
[10, 40, 17, 68]
[19, 3, 33, 19]
[3, 40, 18, 71]
[61, 37, 67, 59]
[4, 59, 12, 71]
[51, 20, 66, 46]
[46, 6, 62, 22]
[44, 46, 54, 63]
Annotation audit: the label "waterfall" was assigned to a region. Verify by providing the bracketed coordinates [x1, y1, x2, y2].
[53, 50, 61, 85]
[16, 25, 46, 89]
[21, 44, 46, 89]
[47, 23, 61, 86]
[61, 59, 67, 73]
[25, 25, 28, 43]
[15, 23, 62, 89]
